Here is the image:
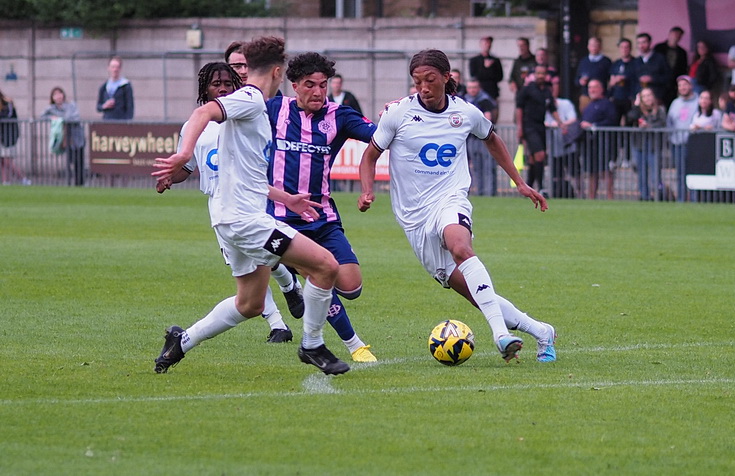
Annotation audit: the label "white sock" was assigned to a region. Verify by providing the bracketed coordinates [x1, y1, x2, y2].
[182, 296, 247, 352]
[301, 278, 333, 349]
[457, 256, 510, 341]
[342, 334, 366, 354]
[272, 264, 296, 291]
[261, 287, 286, 330]
[497, 295, 547, 341]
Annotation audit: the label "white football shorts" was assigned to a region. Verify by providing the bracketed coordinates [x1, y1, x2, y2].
[215, 213, 297, 277]
[403, 195, 474, 288]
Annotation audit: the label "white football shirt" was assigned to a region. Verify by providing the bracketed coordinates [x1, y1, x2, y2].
[371, 94, 493, 230]
[212, 85, 273, 225]
[180, 120, 222, 226]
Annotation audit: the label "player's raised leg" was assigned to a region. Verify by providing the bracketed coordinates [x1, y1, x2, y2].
[154, 266, 271, 373]
[445, 224, 523, 362]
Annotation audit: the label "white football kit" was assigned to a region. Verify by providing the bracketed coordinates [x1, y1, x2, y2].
[212, 85, 296, 276]
[371, 94, 494, 285]
[180, 120, 222, 226]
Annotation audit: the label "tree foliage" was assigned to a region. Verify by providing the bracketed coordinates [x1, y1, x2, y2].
[1, 0, 274, 29]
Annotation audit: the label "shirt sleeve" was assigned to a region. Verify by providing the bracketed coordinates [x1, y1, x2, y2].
[371, 101, 400, 152]
[216, 87, 262, 122]
[340, 106, 377, 143]
[467, 103, 493, 140]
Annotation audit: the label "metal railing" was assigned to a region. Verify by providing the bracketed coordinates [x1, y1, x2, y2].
[2, 119, 733, 203]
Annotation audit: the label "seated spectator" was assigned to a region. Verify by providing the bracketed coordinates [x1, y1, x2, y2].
[690, 90, 722, 131]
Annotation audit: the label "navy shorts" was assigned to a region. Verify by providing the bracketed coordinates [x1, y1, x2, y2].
[290, 220, 359, 266]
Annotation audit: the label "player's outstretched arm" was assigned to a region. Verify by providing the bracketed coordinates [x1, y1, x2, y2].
[267, 187, 321, 222]
[484, 131, 548, 211]
[152, 102, 222, 181]
[358, 142, 382, 212]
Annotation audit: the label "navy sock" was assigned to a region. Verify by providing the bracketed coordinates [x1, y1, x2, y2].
[326, 292, 356, 341]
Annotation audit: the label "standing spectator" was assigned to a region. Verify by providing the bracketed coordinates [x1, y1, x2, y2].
[653, 26, 689, 106]
[545, 80, 581, 198]
[225, 41, 248, 83]
[40, 87, 86, 186]
[608, 38, 638, 124]
[580, 79, 618, 200]
[689, 40, 721, 97]
[463, 77, 498, 196]
[328, 74, 362, 116]
[524, 48, 558, 86]
[508, 37, 536, 96]
[468, 36, 503, 103]
[690, 90, 722, 131]
[450, 69, 467, 97]
[0, 89, 29, 185]
[96, 56, 134, 120]
[633, 33, 671, 107]
[576, 37, 612, 113]
[728, 45, 735, 86]
[516, 64, 565, 195]
[626, 88, 667, 201]
[666, 75, 698, 202]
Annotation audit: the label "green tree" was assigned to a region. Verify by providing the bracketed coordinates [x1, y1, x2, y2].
[0, 0, 274, 29]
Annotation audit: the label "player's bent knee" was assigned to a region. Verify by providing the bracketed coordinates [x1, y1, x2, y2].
[235, 300, 264, 319]
[336, 285, 362, 300]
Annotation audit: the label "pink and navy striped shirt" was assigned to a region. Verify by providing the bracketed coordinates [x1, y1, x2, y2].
[266, 97, 376, 226]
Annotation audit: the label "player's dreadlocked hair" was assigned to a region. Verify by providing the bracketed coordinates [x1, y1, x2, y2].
[409, 49, 458, 96]
[286, 52, 336, 82]
[196, 62, 242, 105]
[243, 36, 287, 73]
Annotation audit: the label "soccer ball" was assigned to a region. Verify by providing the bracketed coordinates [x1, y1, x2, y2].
[428, 320, 475, 366]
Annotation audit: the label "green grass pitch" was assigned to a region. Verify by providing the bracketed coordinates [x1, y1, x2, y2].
[1, 186, 733, 475]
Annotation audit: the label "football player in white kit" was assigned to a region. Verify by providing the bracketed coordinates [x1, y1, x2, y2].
[358, 49, 556, 363]
[152, 37, 349, 375]
[155, 61, 297, 345]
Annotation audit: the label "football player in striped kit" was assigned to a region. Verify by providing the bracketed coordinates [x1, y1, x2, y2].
[265, 52, 378, 362]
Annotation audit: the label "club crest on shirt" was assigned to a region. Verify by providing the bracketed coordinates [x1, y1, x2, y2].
[448, 113, 463, 128]
[318, 120, 333, 134]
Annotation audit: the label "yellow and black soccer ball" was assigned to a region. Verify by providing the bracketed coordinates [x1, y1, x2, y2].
[428, 320, 475, 366]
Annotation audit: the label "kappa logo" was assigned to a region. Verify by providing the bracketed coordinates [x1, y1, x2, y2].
[411, 115, 424, 122]
[476, 284, 491, 293]
[270, 237, 283, 252]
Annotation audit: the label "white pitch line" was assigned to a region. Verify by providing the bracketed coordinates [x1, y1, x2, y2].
[2, 341, 732, 406]
[302, 373, 341, 394]
[2, 377, 732, 407]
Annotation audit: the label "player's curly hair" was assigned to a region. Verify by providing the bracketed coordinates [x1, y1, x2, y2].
[409, 49, 458, 96]
[243, 36, 287, 73]
[196, 62, 242, 106]
[286, 52, 336, 82]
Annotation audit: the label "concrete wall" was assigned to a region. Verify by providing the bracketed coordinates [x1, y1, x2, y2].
[1, 16, 552, 125]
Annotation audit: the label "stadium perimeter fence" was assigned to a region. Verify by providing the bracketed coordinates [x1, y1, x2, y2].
[1, 119, 733, 203]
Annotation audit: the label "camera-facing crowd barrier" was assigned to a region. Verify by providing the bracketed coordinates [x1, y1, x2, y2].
[1, 119, 733, 203]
